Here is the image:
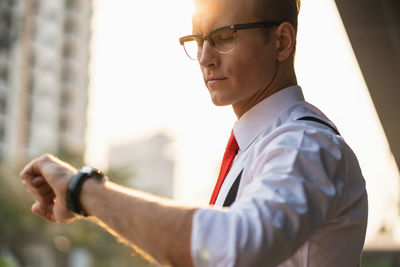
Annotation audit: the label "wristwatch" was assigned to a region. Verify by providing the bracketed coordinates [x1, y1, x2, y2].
[66, 166, 106, 217]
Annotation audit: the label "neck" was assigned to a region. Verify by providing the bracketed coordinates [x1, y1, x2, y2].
[232, 65, 297, 119]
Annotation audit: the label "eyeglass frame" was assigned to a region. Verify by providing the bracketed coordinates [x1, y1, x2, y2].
[179, 20, 283, 60]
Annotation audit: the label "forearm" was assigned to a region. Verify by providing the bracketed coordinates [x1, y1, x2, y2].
[81, 179, 196, 266]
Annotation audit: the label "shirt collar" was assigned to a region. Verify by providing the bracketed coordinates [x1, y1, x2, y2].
[233, 85, 305, 151]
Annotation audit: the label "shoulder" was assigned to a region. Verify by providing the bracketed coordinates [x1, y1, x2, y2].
[256, 117, 343, 156]
[246, 119, 345, 179]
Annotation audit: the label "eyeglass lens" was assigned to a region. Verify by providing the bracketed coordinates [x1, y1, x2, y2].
[183, 27, 236, 60]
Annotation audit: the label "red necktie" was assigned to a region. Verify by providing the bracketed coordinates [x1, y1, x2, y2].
[209, 131, 239, 205]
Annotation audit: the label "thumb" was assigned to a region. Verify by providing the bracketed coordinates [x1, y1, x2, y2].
[31, 201, 55, 222]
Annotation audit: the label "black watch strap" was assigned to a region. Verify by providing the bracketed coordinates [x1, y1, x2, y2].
[66, 166, 106, 217]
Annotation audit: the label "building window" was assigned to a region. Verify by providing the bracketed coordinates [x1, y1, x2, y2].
[0, 95, 6, 115]
[64, 18, 76, 35]
[0, 122, 5, 144]
[60, 89, 71, 109]
[0, 1, 13, 50]
[63, 42, 74, 58]
[0, 62, 8, 82]
[65, 0, 78, 10]
[62, 66, 73, 84]
[59, 115, 69, 132]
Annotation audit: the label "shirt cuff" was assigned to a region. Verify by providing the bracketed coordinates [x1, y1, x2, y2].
[191, 208, 237, 267]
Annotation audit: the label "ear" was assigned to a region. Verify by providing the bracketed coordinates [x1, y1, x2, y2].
[274, 22, 296, 62]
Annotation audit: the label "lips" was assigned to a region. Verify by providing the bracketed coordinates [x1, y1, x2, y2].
[206, 77, 227, 84]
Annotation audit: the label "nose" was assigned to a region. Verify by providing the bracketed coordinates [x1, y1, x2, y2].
[198, 40, 219, 68]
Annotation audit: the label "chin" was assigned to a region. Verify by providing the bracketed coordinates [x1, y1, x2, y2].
[210, 95, 233, 107]
[208, 86, 235, 106]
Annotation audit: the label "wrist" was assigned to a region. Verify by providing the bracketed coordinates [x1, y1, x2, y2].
[79, 177, 108, 217]
[66, 166, 107, 216]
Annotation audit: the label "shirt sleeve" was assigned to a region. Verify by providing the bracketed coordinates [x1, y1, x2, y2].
[191, 126, 346, 267]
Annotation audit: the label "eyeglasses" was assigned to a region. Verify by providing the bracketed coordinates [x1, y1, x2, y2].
[179, 21, 282, 60]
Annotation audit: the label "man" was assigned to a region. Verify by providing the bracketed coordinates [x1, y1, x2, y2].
[20, 0, 368, 266]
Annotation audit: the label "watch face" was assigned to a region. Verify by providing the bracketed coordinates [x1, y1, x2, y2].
[80, 166, 103, 176]
[81, 166, 94, 174]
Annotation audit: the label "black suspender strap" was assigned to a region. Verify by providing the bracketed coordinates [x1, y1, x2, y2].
[297, 116, 341, 136]
[223, 170, 243, 207]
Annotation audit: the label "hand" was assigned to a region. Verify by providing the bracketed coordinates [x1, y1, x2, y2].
[20, 154, 79, 223]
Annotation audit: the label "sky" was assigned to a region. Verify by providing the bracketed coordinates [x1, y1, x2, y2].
[87, 0, 400, 245]
[87, 0, 236, 203]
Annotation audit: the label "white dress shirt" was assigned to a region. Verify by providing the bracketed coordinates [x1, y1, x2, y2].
[191, 86, 368, 267]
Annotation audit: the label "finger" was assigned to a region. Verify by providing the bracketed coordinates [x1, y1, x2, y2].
[36, 189, 56, 204]
[35, 183, 54, 195]
[21, 176, 46, 201]
[24, 183, 40, 202]
[22, 176, 47, 193]
[40, 191, 56, 205]
[33, 200, 77, 224]
[20, 154, 77, 194]
[31, 176, 47, 188]
[38, 199, 54, 212]
[20, 158, 41, 180]
[24, 182, 55, 205]
[23, 175, 54, 199]
[20, 154, 54, 180]
[32, 201, 55, 222]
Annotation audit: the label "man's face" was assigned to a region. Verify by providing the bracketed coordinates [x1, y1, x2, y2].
[193, 0, 278, 112]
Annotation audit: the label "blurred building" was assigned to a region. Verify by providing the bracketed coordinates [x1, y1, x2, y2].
[0, 0, 92, 167]
[336, 0, 400, 172]
[108, 133, 174, 198]
[335, 0, 400, 264]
